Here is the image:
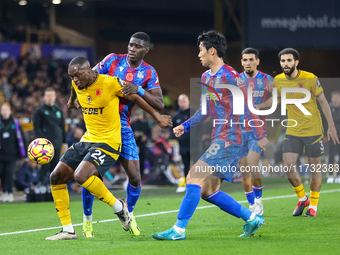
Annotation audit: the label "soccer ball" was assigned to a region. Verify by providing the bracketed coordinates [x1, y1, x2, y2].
[27, 138, 55, 165]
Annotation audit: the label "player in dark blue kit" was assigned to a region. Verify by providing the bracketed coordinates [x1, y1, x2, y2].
[238, 48, 273, 216]
[152, 31, 269, 240]
[81, 32, 164, 237]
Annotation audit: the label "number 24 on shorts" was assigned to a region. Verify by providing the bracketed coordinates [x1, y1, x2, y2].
[91, 149, 106, 165]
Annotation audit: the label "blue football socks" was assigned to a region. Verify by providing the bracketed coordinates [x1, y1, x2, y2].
[245, 191, 255, 205]
[126, 182, 141, 213]
[203, 190, 252, 221]
[82, 187, 94, 216]
[252, 185, 262, 199]
[175, 184, 201, 230]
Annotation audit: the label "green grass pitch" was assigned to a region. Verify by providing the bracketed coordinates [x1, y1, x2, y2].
[0, 178, 339, 255]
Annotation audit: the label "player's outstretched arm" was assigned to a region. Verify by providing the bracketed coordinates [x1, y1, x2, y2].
[317, 92, 340, 144]
[124, 94, 172, 129]
[67, 86, 79, 109]
[122, 84, 164, 111]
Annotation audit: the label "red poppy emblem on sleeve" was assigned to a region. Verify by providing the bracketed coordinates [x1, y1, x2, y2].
[126, 73, 134, 81]
[299, 83, 303, 88]
[96, 89, 102, 96]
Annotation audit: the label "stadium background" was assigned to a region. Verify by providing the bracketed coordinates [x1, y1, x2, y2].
[1, 0, 340, 98]
[0, 0, 339, 184]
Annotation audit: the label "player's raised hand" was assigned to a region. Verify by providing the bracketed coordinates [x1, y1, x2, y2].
[121, 82, 138, 95]
[157, 115, 173, 129]
[67, 98, 80, 109]
[257, 137, 269, 151]
[173, 125, 185, 137]
[327, 125, 340, 144]
[265, 82, 273, 92]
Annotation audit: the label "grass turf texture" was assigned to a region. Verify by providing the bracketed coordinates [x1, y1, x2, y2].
[0, 178, 339, 255]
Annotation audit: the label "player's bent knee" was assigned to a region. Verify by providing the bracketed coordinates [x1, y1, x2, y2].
[127, 172, 141, 186]
[49, 170, 60, 185]
[50, 162, 74, 185]
[74, 171, 91, 185]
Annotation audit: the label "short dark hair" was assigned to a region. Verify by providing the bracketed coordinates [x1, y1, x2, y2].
[131, 32, 150, 46]
[278, 48, 300, 61]
[331, 91, 340, 97]
[242, 47, 259, 59]
[197, 30, 227, 58]
[44, 87, 55, 94]
[69, 56, 90, 67]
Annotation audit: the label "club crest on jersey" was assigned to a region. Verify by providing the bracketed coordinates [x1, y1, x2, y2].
[87, 96, 92, 104]
[96, 89, 102, 96]
[126, 73, 134, 81]
[137, 71, 144, 79]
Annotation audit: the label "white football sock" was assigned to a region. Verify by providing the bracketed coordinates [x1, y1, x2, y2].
[247, 212, 256, 222]
[112, 199, 123, 212]
[309, 205, 317, 212]
[83, 214, 93, 222]
[62, 224, 74, 233]
[173, 225, 185, 234]
[299, 196, 308, 202]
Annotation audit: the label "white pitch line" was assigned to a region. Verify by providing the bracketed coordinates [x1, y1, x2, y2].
[1, 188, 339, 237]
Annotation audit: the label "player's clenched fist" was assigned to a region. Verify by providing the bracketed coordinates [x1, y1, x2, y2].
[173, 125, 185, 137]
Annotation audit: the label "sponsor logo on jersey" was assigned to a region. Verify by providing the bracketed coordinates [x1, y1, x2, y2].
[87, 96, 92, 104]
[81, 107, 104, 115]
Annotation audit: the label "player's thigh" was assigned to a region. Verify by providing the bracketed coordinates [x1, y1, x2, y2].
[247, 141, 262, 166]
[81, 143, 120, 180]
[50, 161, 75, 185]
[283, 135, 304, 158]
[120, 128, 140, 162]
[201, 176, 222, 198]
[239, 140, 250, 160]
[119, 157, 140, 183]
[283, 135, 303, 166]
[303, 135, 324, 158]
[60, 142, 90, 172]
[187, 160, 213, 185]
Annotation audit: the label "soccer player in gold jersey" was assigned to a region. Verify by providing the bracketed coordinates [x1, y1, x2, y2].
[258, 48, 339, 217]
[45, 56, 172, 240]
